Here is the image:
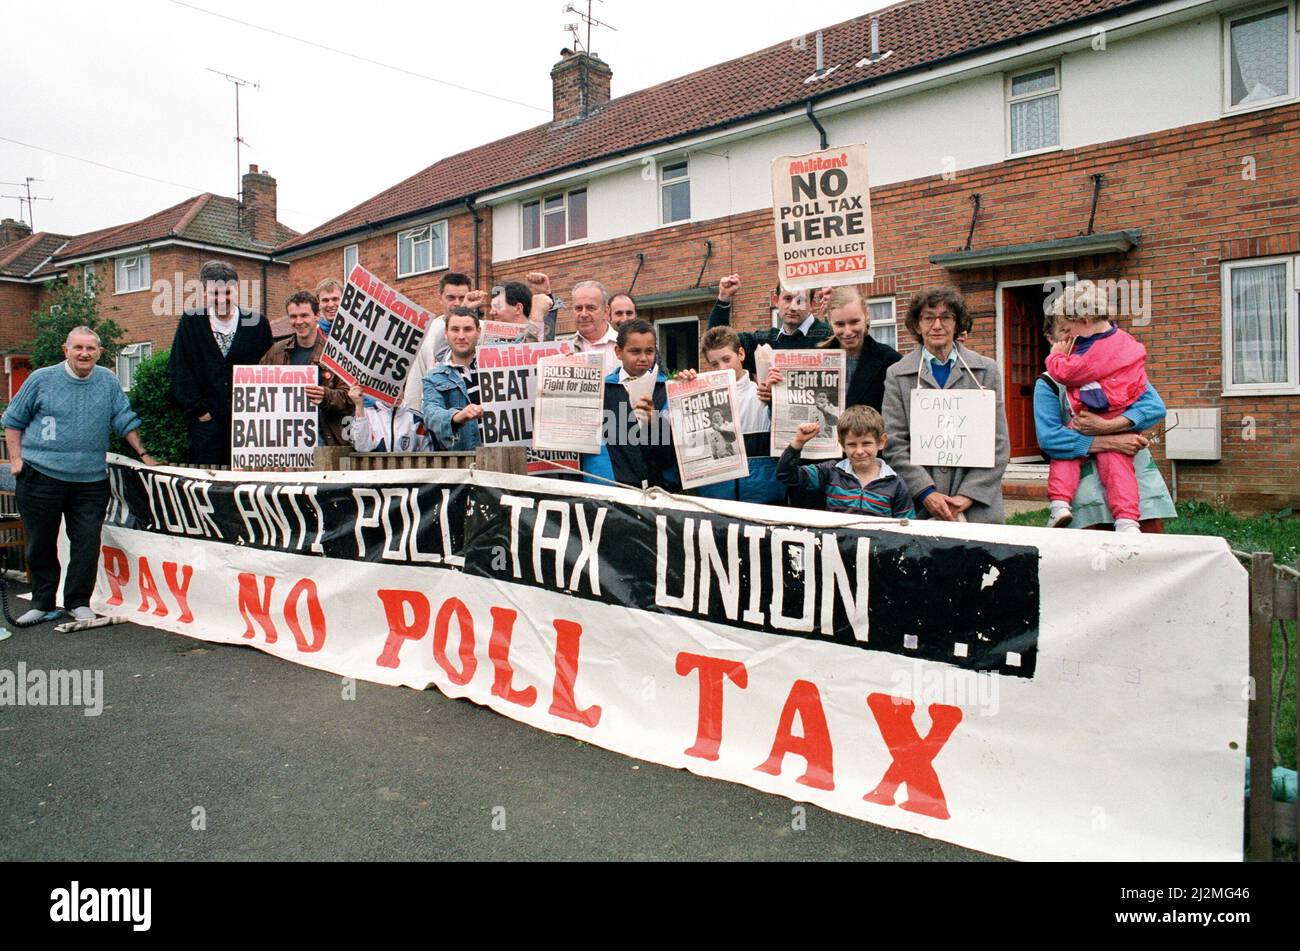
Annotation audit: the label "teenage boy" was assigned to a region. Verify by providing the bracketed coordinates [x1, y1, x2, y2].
[422, 307, 484, 451]
[692, 326, 783, 504]
[777, 406, 914, 517]
[260, 290, 351, 445]
[706, 273, 832, 377]
[580, 318, 675, 488]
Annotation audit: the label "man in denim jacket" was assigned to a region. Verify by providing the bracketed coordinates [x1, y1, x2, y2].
[421, 308, 484, 451]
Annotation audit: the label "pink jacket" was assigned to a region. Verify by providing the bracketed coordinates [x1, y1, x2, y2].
[1045, 325, 1148, 417]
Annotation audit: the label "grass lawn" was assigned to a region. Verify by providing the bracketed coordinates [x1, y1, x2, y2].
[1009, 501, 1299, 772]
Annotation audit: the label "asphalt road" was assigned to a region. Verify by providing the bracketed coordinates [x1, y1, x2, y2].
[0, 598, 991, 862]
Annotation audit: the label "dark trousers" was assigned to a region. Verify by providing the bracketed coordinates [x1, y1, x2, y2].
[189, 417, 231, 467]
[14, 467, 110, 611]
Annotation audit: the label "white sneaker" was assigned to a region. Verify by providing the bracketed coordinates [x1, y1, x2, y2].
[1046, 506, 1073, 528]
[1114, 519, 1141, 534]
[16, 608, 62, 625]
[69, 606, 98, 622]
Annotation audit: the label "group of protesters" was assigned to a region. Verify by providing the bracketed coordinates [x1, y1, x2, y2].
[0, 255, 1173, 629]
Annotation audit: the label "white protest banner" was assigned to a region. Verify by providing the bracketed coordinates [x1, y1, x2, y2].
[96, 457, 1247, 861]
[320, 264, 430, 404]
[909, 389, 997, 469]
[668, 370, 749, 489]
[769, 349, 845, 460]
[475, 340, 574, 447]
[230, 365, 319, 471]
[533, 352, 606, 454]
[771, 144, 875, 291]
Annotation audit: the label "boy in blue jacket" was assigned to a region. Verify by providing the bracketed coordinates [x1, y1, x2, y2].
[580, 319, 677, 489]
[777, 406, 915, 518]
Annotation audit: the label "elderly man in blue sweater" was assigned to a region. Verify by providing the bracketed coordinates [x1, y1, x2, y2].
[2, 327, 155, 626]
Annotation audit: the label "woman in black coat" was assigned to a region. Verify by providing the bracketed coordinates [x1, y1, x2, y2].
[168, 261, 273, 467]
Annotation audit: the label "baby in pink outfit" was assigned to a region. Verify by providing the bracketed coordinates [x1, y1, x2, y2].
[1044, 295, 1148, 534]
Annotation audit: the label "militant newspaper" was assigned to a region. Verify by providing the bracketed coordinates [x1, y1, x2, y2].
[532, 352, 607, 454]
[769, 349, 845, 460]
[668, 370, 750, 489]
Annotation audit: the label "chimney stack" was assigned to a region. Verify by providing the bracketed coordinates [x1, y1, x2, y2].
[551, 51, 612, 123]
[0, 217, 33, 248]
[240, 164, 278, 245]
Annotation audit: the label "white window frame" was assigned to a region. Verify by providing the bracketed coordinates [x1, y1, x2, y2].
[116, 342, 154, 391]
[659, 160, 691, 226]
[1006, 64, 1062, 158]
[83, 265, 97, 296]
[343, 244, 359, 277]
[1222, 2, 1298, 115]
[114, 253, 151, 294]
[1221, 255, 1300, 396]
[520, 187, 588, 254]
[396, 221, 447, 278]
[867, 296, 898, 349]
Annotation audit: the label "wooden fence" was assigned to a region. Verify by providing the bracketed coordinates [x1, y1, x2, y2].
[1242, 550, 1299, 860]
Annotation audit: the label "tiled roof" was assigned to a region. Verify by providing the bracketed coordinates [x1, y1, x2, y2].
[51, 194, 299, 263]
[0, 232, 70, 279]
[279, 0, 1153, 254]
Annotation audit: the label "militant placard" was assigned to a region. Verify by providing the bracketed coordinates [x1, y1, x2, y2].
[320, 264, 430, 404]
[771, 144, 875, 291]
[668, 370, 750, 489]
[230, 365, 319, 471]
[769, 349, 845, 460]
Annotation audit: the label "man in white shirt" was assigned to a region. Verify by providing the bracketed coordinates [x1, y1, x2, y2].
[402, 271, 472, 415]
[568, 280, 620, 376]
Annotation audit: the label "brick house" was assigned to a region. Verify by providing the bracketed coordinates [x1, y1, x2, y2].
[278, 0, 1300, 512]
[0, 166, 295, 399]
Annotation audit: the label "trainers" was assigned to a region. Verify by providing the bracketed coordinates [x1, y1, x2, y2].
[69, 606, 98, 622]
[16, 608, 62, 625]
[1114, 519, 1141, 534]
[1046, 506, 1073, 529]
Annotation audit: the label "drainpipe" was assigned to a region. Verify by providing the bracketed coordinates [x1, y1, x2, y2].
[260, 261, 268, 316]
[464, 198, 483, 288]
[805, 100, 828, 150]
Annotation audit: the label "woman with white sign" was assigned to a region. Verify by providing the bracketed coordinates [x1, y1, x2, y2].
[881, 288, 1009, 523]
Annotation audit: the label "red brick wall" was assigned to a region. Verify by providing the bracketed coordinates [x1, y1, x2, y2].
[0, 281, 39, 350]
[289, 104, 1300, 512]
[287, 208, 487, 307]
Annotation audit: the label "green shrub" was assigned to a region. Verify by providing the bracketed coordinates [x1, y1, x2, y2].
[110, 350, 189, 464]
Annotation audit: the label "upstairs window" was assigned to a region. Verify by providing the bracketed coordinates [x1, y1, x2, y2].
[1007, 65, 1060, 156]
[522, 188, 587, 251]
[661, 161, 691, 224]
[1225, 5, 1296, 110]
[114, 254, 150, 294]
[397, 221, 446, 277]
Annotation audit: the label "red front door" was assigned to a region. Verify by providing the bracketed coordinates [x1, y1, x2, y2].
[1002, 289, 1046, 458]
[8, 357, 31, 401]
